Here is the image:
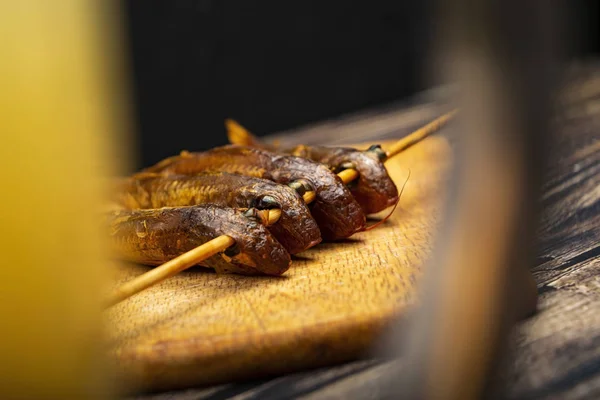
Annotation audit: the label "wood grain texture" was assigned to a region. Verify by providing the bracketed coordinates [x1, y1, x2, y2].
[108, 135, 452, 393]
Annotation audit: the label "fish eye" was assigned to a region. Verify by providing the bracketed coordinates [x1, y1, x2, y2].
[223, 244, 241, 257]
[288, 179, 314, 196]
[367, 144, 387, 161]
[251, 195, 280, 210]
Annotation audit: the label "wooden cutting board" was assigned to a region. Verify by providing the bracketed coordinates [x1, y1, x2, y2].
[106, 136, 452, 393]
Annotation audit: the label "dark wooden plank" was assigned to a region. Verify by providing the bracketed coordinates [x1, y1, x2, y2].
[129, 360, 384, 400]
[503, 63, 600, 400]
[507, 291, 600, 400]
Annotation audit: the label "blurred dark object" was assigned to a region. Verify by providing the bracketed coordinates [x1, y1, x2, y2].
[573, 0, 599, 58]
[123, 0, 433, 170]
[398, 0, 563, 398]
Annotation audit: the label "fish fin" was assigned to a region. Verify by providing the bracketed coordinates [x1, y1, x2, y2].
[225, 118, 266, 148]
[130, 171, 162, 180]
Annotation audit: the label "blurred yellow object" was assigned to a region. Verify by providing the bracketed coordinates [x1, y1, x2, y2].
[0, 2, 131, 399]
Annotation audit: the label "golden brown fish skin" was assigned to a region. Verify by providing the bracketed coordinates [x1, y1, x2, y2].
[287, 145, 398, 215]
[112, 172, 322, 254]
[142, 145, 366, 240]
[107, 204, 291, 276]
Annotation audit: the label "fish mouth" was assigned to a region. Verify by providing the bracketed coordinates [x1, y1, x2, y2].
[349, 177, 399, 215]
[352, 194, 396, 215]
[232, 253, 290, 276]
[263, 187, 322, 254]
[312, 195, 366, 240]
[274, 215, 322, 254]
[385, 195, 399, 207]
[306, 237, 322, 249]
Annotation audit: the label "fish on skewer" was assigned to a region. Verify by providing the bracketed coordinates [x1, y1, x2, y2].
[106, 113, 457, 305]
[225, 111, 457, 214]
[107, 204, 291, 276]
[112, 172, 322, 255]
[226, 121, 397, 214]
[140, 146, 366, 241]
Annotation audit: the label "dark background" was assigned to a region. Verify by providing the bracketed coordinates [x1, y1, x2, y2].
[123, 0, 599, 171]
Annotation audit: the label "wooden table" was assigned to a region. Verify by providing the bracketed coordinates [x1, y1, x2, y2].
[131, 63, 600, 400]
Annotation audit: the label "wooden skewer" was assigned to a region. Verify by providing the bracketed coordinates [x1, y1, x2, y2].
[303, 190, 317, 204]
[227, 110, 457, 161]
[106, 235, 236, 308]
[107, 113, 455, 307]
[106, 209, 280, 307]
[306, 111, 456, 203]
[385, 109, 458, 159]
[337, 168, 359, 185]
[264, 209, 282, 225]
